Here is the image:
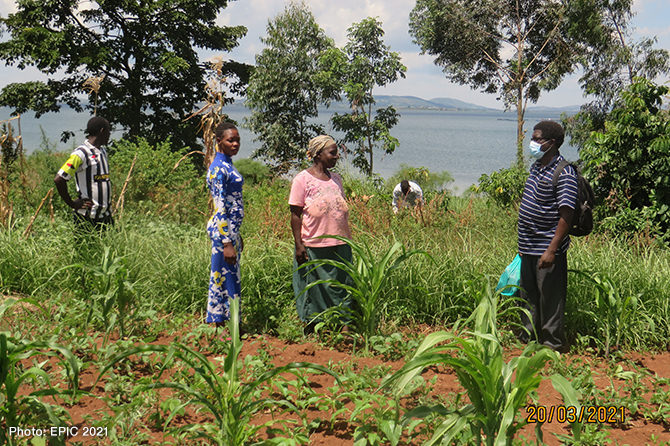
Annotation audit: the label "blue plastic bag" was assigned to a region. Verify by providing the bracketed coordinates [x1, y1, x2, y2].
[496, 254, 521, 296]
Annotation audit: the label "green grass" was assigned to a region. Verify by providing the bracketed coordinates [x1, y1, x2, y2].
[3, 145, 670, 444]
[1, 178, 669, 349]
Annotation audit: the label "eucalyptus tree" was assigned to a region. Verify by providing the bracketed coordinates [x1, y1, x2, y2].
[321, 18, 406, 176]
[245, 2, 340, 173]
[0, 0, 249, 149]
[409, 0, 602, 167]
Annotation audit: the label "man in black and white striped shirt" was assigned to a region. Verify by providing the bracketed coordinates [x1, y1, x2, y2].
[54, 117, 113, 230]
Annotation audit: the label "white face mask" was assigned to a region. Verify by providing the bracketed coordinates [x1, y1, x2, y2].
[529, 140, 545, 159]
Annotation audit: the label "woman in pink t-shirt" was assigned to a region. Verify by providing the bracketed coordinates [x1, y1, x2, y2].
[289, 135, 352, 329]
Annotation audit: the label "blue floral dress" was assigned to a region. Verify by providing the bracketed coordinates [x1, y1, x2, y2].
[206, 152, 244, 323]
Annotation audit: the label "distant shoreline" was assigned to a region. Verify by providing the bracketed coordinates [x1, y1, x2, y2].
[225, 100, 582, 115]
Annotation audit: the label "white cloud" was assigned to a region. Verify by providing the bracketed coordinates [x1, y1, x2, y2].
[0, 0, 16, 15]
[7, 0, 665, 108]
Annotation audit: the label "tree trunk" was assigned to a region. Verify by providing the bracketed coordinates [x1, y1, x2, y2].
[368, 139, 373, 176]
[516, 84, 525, 168]
[367, 101, 373, 176]
[515, 4, 526, 169]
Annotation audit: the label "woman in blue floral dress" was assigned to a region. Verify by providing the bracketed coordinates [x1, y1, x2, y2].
[206, 122, 244, 325]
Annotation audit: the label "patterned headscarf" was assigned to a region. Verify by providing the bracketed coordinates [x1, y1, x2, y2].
[307, 135, 336, 160]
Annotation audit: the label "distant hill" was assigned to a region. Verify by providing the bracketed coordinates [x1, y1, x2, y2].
[374, 95, 496, 111]
[526, 105, 581, 113]
[232, 96, 581, 113]
[428, 97, 492, 110]
[325, 95, 496, 111]
[374, 95, 443, 109]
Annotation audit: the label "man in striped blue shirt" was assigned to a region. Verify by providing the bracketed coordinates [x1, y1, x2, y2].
[54, 117, 113, 230]
[518, 121, 577, 353]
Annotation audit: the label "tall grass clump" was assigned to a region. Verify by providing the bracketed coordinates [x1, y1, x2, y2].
[3, 139, 670, 348]
[0, 215, 211, 322]
[240, 239, 295, 332]
[566, 234, 670, 350]
[355, 196, 519, 326]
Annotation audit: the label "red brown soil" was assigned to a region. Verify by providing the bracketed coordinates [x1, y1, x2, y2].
[7, 317, 670, 445]
[10, 335, 670, 446]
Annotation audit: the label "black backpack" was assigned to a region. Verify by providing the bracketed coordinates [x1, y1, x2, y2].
[552, 160, 595, 237]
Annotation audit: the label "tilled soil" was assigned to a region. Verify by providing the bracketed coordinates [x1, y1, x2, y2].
[14, 328, 670, 445]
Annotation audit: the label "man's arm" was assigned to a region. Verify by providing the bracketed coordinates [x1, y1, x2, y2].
[539, 206, 574, 269]
[53, 175, 91, 210]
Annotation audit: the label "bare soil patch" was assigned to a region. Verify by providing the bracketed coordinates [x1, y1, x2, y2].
[11, 327, 668, 445]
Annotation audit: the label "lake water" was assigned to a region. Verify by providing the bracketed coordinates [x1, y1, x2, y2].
[2, 105, 578, 193]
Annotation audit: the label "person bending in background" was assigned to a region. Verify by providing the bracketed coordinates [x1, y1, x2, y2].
[392, 179, 423, 214]
[517, 121, 577, 353]
[206, 122, 244, 326]
[54, 116, 113, 230]
[289, 135, 352, 331]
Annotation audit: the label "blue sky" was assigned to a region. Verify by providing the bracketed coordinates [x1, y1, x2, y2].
[1, 0, 669, 109]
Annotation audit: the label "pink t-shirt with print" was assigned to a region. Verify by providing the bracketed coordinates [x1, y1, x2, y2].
[289, 170, 351, 247]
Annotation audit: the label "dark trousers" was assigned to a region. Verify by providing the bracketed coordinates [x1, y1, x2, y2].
[73, 212, 114, 233]
[519, 253, 568, 350]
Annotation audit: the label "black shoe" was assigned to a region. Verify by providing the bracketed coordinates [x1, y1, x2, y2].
[517, 332, 537, 344]
[303, 322, 316, 335]
[542, 342, 570, 353]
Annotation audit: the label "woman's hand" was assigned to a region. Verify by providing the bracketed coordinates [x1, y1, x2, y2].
[290, 205, 307, 264]
[223, 243, 237, 265]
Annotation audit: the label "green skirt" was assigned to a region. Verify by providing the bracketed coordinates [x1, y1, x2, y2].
[293, 244, 352, 323]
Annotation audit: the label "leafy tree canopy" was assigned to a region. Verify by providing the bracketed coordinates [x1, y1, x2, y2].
[409, 0, 617, 166]
[245, 2, 339, 173]
[321, 17, 406, 175]
[581, 77, 670, 240]
[0, 0, 249, 149]
[563, 0, 669, 148]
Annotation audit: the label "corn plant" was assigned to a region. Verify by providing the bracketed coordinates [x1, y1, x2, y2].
[98, 298, 339, 445]
[382, 279, 581, 446]
[1, 298, 81, 446]
[570, 270, 652, 355]
[302, 235, 432, 345]
[91, 247, 139, 339]
[53, 246, 139, 341]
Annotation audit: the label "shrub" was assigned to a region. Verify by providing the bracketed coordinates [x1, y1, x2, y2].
[7, 140, 69, 214]
[475, 165, 528, 208]
[581, 77, 670, 240]
[109, 138, 207, 224]
[339, 171, 386, 198]
[234, 158, 271, 185]
[386, 163, 453, 193]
